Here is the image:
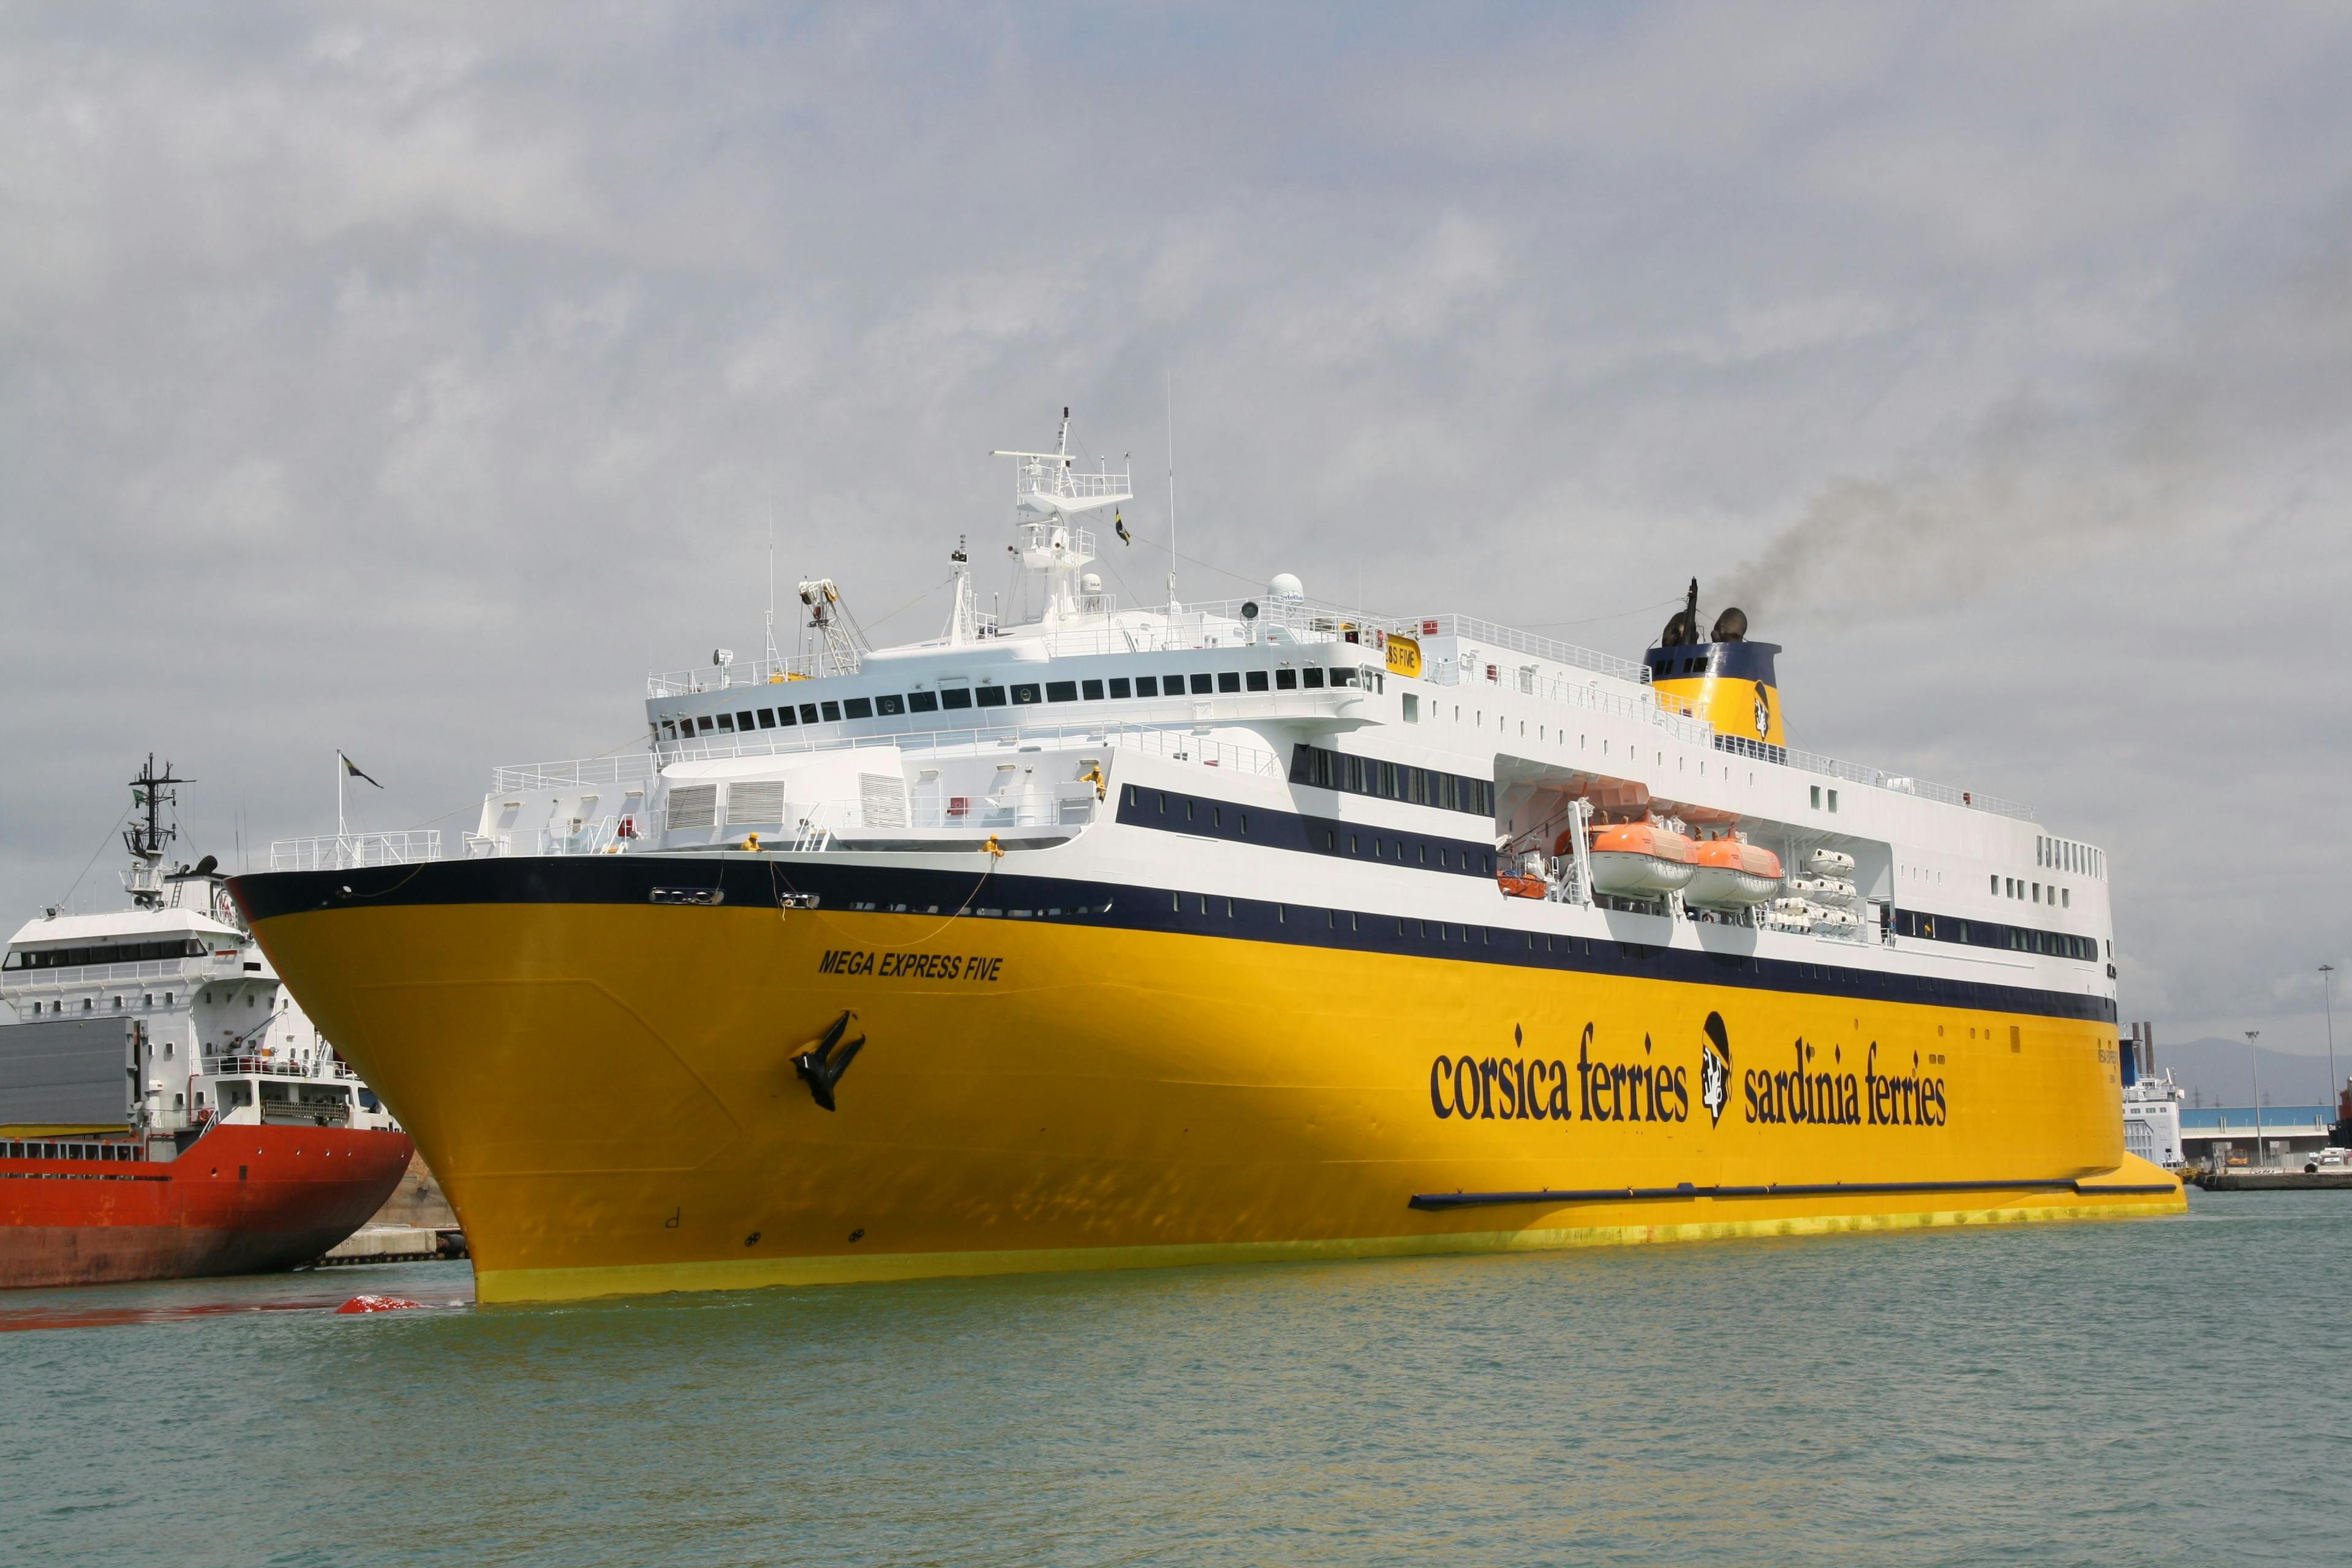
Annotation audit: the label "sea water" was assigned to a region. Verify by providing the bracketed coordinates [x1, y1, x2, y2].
[1, 1191, 2341, 1566]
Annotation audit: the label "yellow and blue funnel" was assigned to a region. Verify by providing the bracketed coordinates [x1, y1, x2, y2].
[1643, 583, 1784, 747]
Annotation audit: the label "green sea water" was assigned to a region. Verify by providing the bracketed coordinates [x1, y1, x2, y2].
[1, 1191, 2343, 1566]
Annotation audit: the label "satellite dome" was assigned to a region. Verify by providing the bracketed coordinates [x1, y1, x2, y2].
[1268, 572, 1305, 603]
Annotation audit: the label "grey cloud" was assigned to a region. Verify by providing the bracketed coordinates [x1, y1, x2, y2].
[3, 1, 2350, 1055]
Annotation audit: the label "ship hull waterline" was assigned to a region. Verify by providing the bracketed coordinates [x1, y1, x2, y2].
[0, 1124, 415, 1289]
[235, 866, 2181, 1306]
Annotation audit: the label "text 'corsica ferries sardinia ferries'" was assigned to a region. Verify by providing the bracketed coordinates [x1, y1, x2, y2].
[232, 412, 2182, 1304]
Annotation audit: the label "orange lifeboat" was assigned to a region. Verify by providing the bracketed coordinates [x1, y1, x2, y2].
[1686, 837, 1784, 908]
[1580, 821, 1697, 897]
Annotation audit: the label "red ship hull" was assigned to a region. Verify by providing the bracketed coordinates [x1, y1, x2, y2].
[0, 1123, 415, 1289]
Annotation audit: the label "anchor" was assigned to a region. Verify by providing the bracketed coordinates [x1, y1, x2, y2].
[792, 1010, 865, 1112]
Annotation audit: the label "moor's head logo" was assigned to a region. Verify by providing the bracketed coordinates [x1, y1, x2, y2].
[1699, 1011, 1732, 1126]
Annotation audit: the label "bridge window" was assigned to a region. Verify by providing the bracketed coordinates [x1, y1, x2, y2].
[737, 710, 755, 731]
[940, 688, 972, 710]
[1135, 676, 1159, 697]
[1046, 681, 1077, 703]
[1011, 684, 1041, 705]
[1275, 668, 1297, 690]
[797, 703, 820, 723]
[908, 692, 938, 714]
[1245, 670, 1269, 692]
[975, 686, 1006, 707]
[876, 694, 905, 717]
[717, 713, 736, 732]
[1191, 674, 1215, 695]
[1218, 672, 1241, 693]
[1081, 679, 1104, 700]
[1109, 677, 1132, 698]
[1302, 668, 1324, 688]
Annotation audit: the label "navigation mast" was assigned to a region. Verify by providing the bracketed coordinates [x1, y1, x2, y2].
[991, 407, 1131, 630]
[122, 754, 188, 910]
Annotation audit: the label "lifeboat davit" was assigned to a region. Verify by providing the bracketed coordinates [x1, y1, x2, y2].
[1685, 838, 1784, 908]
[1576, 821, 1697, 897]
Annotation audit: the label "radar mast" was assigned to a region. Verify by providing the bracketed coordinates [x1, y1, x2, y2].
[990, 406, 1131, 628]
[122, 754, 189, 910]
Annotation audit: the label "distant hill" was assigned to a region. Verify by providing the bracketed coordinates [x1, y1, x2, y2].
[2143, 1036, 2346, 1110]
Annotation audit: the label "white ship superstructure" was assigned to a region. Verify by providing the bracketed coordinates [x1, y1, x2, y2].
[1, 758, 398, 1137]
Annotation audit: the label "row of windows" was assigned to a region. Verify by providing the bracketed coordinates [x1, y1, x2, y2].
[4, 940, 206, 970]
[1123, 785, 1499, 875]
[21, 990, 178, 1016]
[2039, 834, 2102, 880]
[1894, 908, 2101, 962]
[3, 1142, 141, 1163]
[1287, 744, 1497, 819]
[1994, 875, 2071, 909]
[661, 665, 1363, 741]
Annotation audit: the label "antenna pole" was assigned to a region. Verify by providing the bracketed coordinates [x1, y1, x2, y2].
[1164, 371, 1179, 612]
[336, 751, 345, 844]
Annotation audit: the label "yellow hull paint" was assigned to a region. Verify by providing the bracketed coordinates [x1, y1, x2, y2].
[249, 902, 2182, 1305]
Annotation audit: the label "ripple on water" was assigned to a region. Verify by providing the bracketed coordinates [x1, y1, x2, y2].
[0, 1193, 2340, 1567]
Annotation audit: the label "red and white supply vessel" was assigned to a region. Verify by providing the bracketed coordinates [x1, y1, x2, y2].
[0, 757, 413, 1287]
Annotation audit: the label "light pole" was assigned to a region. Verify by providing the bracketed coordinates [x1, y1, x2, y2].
[2322, 965, 2339, 1112]
[2247, 1030, 2263, 1165]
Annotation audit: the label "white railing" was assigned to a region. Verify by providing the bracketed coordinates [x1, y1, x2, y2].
[647, 657, 836, 696]
[762, 793, 1098, 838]
[1017, 522, 1099, 557]
[494, 717, 1287, 799]
[268, 831, 444, 872]
[205, 1050, 361, 1081]
[1417, 614, 1650, 684]
[2, 955, 233, 988]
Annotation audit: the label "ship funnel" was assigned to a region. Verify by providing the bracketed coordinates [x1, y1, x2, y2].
[1644, 583, 1784, 749]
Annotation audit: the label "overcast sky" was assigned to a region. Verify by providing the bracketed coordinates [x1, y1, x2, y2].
[4, 2, 2348, 1060]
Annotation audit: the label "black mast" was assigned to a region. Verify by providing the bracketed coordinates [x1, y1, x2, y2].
[124, 754, 190, 907]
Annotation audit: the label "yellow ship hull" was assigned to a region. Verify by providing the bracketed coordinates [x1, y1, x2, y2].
[236, 862, 2180, 1305]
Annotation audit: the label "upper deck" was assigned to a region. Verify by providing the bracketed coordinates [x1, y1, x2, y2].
[636, 592, 2039, 827]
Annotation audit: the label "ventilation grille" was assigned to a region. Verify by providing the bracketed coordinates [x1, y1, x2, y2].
[859, 773, 908, 829]
[665, 784, 717, 831]
[725, 780, 788, 826]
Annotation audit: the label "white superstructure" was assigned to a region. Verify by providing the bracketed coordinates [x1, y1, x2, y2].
[4, 758, 398, 1135]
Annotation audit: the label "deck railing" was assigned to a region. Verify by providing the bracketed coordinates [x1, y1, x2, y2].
[268, 831, 444, 872]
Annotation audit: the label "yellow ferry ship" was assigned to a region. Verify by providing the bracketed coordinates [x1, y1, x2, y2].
[234, 412, 2180, 1303]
